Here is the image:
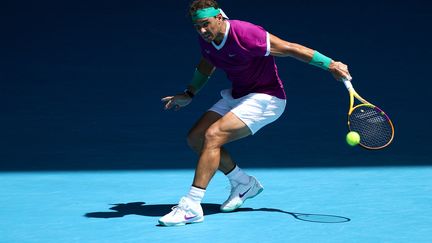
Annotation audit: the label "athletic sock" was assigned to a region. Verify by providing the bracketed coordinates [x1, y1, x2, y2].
[226, 165, 250, 185]
[186, 186, 206, 203]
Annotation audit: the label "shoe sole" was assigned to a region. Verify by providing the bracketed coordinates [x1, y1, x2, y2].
[220, 187, 264, 212]
[158, 217, 204, 227]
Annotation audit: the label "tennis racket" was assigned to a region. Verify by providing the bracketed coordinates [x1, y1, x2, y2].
[342, 79, 394, 149]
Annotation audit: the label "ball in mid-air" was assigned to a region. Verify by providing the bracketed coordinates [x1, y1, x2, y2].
[346, 131, 360, 146]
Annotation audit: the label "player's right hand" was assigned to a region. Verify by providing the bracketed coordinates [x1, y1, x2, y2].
[329, 61, 352, 82]
[161, 93, 192, 111]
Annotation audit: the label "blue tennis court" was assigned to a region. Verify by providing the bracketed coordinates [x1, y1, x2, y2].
[1, 167, 431, 242]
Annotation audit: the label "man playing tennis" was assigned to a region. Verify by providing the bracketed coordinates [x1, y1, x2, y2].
[160, 0, 352, 226]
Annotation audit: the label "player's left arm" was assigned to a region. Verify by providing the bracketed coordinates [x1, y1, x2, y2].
[268, 33, 351, 81]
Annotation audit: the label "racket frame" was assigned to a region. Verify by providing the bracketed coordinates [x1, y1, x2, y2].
[343, 80, 395, 149]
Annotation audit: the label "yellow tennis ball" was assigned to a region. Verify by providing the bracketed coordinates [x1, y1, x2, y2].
[346, 131, 360, 146]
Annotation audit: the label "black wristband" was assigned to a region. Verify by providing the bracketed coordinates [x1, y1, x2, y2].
[184, 89, 195, 98]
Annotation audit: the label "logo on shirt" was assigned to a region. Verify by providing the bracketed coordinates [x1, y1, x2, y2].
[204, 49, 210, 54]
[228, 53, 236, 57]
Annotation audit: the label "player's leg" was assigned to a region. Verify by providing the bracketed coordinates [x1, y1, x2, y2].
[158, 112, 251, 226]
[187, 111, 237, 174]
[192, 112, 263, 213]
[186, 110, 257, 209]
[191, 111, 252, 189]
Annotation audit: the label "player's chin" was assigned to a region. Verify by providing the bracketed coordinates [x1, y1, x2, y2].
[201, 35, 213, 43]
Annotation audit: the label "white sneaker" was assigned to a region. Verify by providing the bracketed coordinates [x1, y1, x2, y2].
[158, 197, 204, 226]
[220, 176, 264, 212]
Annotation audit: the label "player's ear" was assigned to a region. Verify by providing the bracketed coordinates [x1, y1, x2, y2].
[216, 13, 223, 22]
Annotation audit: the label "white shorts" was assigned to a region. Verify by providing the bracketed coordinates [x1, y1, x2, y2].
[209, 89, 286, 135]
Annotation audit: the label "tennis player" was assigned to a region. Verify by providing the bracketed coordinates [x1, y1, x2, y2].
[159, 0, 352, 226]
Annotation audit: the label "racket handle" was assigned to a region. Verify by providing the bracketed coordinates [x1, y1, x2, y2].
[342, 78, 353, 91]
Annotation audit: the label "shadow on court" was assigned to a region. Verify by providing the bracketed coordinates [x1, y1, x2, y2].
[85, 202, 350, 224]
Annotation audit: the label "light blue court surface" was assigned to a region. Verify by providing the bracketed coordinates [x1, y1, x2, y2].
[1, 167, 431, 243]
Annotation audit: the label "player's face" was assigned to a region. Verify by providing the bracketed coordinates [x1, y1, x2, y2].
[193, 15, 223, 43]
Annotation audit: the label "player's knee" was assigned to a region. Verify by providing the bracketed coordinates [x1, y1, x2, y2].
[204, 126, 223, 148]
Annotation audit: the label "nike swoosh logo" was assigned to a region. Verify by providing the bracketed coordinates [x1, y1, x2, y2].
[239, 187, 252, 198]
[228, 54, 236, 57]
[184, 215, 197, 220]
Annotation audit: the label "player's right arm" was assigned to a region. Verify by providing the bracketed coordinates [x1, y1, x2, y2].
[269, 33, 351, 81]
[161, 57, 215, 111]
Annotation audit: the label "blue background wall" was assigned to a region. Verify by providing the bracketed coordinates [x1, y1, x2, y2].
[1, 0, 430, 170]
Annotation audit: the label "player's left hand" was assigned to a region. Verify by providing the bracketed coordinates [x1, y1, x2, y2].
[161, 93, 192, 111]
[329, 61, 352, 81]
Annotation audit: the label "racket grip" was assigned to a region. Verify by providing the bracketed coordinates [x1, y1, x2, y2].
[342, 78, 353, 91]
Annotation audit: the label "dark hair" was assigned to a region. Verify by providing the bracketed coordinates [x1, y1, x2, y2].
[189, 0, 219, 16]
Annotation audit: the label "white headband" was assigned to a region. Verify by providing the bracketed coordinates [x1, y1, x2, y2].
[220, 9, 229, 19]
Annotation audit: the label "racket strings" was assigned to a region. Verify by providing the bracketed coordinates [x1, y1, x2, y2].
[349, 106, 393, 148]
